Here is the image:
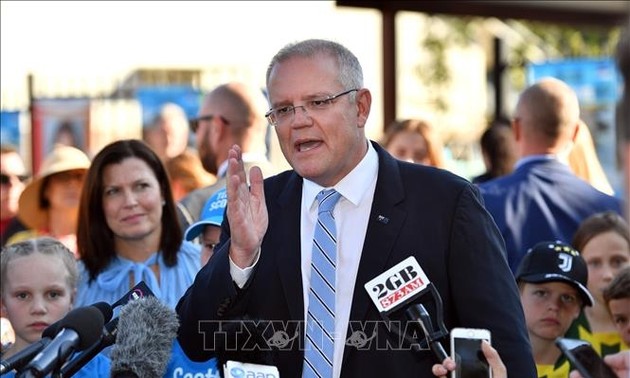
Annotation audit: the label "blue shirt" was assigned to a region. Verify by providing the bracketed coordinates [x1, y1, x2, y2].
[2, 351, 110, 377]
[75, 241, 201, 309]
[163, 339, 221, 378]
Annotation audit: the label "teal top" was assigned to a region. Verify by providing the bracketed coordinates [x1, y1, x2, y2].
[75, 241, 201, 309]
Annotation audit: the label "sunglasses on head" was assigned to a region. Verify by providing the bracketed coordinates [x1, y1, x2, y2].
[0, 173, 30, 186]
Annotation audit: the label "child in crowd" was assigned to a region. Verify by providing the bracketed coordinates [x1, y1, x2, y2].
[183, 187, 227, 266]
[568, 211, 630, 357]
[515, 241, 594, 378]
[603, 266, 630, 347]
[161, 188, 228, 378]
[0, 237, 109, 377]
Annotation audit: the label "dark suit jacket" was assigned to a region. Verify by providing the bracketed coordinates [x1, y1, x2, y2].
[177, 141, 536, 377]
[478, 158, 623, 272]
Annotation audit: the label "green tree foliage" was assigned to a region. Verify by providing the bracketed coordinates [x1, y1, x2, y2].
[416, 15, 622, 113]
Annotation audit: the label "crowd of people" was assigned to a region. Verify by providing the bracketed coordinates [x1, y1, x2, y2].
[0, 37, 628, 378]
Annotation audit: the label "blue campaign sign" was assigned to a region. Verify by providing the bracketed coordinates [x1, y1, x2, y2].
[135, 86, 203, 127]
[527, 58, 622, 107]
[0, 110, 21, 147]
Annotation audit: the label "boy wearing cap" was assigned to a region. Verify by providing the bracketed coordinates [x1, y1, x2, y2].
[516, 240, 594, 378]
[184, 187, 227, 265]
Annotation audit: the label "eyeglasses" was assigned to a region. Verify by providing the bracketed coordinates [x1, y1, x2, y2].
[265, 88, 359, 126]
[0, 173, 29, 186]
[189, 115, 230, 133]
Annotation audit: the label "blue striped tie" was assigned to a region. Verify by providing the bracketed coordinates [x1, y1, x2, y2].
[303, 189, 342, 378]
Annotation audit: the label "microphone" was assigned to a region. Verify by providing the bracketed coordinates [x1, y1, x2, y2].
[111, 281, 155, 309]
[223, 361, 280, 378]
[406, 304, 449, 362]
[58, 284, 155, 377]
[0, 302, 110, 376]
[16, 306, 105, 378]
[90, 301, 114, 324]
[0, 321, 64, 376]
[363, 256, 449, 362]
[110, 296, 179, 378]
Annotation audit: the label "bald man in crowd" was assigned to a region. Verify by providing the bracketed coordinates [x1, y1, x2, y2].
[177, 82, 280, 230]
[478, 77, 623, 272]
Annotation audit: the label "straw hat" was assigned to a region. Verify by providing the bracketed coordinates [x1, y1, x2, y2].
[17, 144, 91, 230]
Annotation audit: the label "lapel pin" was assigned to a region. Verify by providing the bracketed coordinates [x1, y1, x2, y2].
[377, 215, 389, 224]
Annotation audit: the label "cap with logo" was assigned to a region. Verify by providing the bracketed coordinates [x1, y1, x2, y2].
[184, 187, 227, 241]
[515, 240, 593, 307]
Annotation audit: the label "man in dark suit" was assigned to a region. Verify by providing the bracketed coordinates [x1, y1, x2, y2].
[478, 78, 623, 273]
[177, 39, 536, 377]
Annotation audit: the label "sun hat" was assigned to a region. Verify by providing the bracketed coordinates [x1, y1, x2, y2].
[515, 240, 593, 307]
[184, 187, 227, 241]
[17, 144, 91, 230]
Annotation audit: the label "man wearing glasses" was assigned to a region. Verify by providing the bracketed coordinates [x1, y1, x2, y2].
[177, 82, 279, 230]
[0, 144, 29, 246]
[177, 39, 536, 377]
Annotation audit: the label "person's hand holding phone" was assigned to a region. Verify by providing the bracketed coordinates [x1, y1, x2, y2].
[432, 341, 506, 378]
[568, 351, 630, 378]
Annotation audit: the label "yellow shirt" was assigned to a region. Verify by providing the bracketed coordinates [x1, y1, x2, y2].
[566, 311, 629, 356]
[537, 359, 570, 378]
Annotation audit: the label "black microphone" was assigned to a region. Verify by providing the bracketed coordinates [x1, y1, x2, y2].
[110, 281, 155, 309]
[110, 296, 179, 378]
[0, 302, 110, 376]
[363, 256, 449, 362]
[16, 306, 105, 378]
[58, 285, 155, 377]
[406, 304, 448, 362]
[0, 322, 63, 375]
[90, 301, 114, 324]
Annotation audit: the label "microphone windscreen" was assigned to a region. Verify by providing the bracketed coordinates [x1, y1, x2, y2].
[110, 296, 179, 378]
[42, 321, 62, 339]
[91, 301, 114, 323]
[60, 306, 106, 350]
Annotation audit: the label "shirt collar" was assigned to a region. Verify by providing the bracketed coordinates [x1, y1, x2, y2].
[303, 140, 379, 210]
[513, 154, 561, 170]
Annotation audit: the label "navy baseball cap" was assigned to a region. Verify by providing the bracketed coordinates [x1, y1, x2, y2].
[184, 187, 227, 241]
[515, 240, 593, 307]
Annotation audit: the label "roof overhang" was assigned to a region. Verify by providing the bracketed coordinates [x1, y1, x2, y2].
[336, 1, 630, 27]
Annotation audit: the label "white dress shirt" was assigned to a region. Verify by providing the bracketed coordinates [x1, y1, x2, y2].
[230, 141, 379, 378]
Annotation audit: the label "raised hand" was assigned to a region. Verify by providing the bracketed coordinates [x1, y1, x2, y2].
[226, 144, 268, 268]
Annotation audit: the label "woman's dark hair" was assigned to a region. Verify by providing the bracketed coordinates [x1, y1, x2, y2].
[77, 139, 182, 281]
[480, 117, 517, 179]
[572, 211, 630, 253]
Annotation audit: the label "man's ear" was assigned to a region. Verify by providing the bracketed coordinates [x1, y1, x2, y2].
[512, 118, 521, 142]
[355, 89, 372, 129]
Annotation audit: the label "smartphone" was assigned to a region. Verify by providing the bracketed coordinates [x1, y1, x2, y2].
[450, 327, 491, 378]
[555, 337, 617, 378]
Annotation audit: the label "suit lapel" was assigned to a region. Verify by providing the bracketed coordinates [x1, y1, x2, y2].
[272, 173, 305, 321]
[343, 144, 407, 369]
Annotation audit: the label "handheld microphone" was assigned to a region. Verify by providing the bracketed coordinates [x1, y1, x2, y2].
[363, 256, 449, 361]
[0, 320, 64, 376]
[111, 281, 155, 309]
[223, 361, 279, 378]
[406, 304, 449, 362]
[0, 337, 48, 377]
[16, 306, 105, 378]
[90, 301, 114, 324]
[59, 284, 154, 377]
[110, 296, 179, 378]
[0, 302, 110, 376]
